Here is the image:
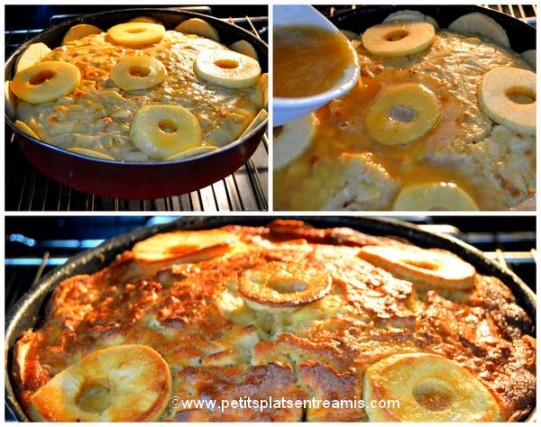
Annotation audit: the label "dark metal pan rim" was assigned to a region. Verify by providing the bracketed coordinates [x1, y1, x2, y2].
[330, 4, 536, 51]
[4, 216, 536, 422]
[5, 118, 267, 167]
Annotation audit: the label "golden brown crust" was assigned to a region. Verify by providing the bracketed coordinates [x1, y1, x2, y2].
[298, 362, 367, 421]
[12, 220, 535, 421]
[174, 363, 304, 421]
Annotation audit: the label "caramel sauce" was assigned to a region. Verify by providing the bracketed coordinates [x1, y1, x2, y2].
[273, 26, 354, 98]
[274, 72, 481, 210]
[319, 73, 465, 183]
[274, 30, 536, 211]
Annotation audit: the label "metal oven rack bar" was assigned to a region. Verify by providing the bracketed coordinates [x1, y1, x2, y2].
[323, 4, 537, 23]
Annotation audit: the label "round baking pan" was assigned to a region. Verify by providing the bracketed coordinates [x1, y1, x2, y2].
[5, 8, 268, 199]
[5, 216, 536, 421]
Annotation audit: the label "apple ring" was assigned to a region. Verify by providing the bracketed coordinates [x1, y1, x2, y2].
[363, 352, 501, 421]
[359, 245, 476, 290]
[239, 261, 332, 308]
[194, 49, 261, 89]
[107, 22, 165, 46]
[130, 104, 202, 160]
[393, 182, 479, 211]
[366, 83, 441, 145]
[29, 344, 172, 421]
[229, 40, 259, 60]
[175, 18, 220, 42]
[62, 24, 102, 45]
[11, 60, 81, 104]
[362, 21, 435, 57]
[478, 66, 536, 135]
[111, 55, 167, 91]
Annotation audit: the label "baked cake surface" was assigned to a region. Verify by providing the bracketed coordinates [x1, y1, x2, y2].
[13, 220, 535, 421]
